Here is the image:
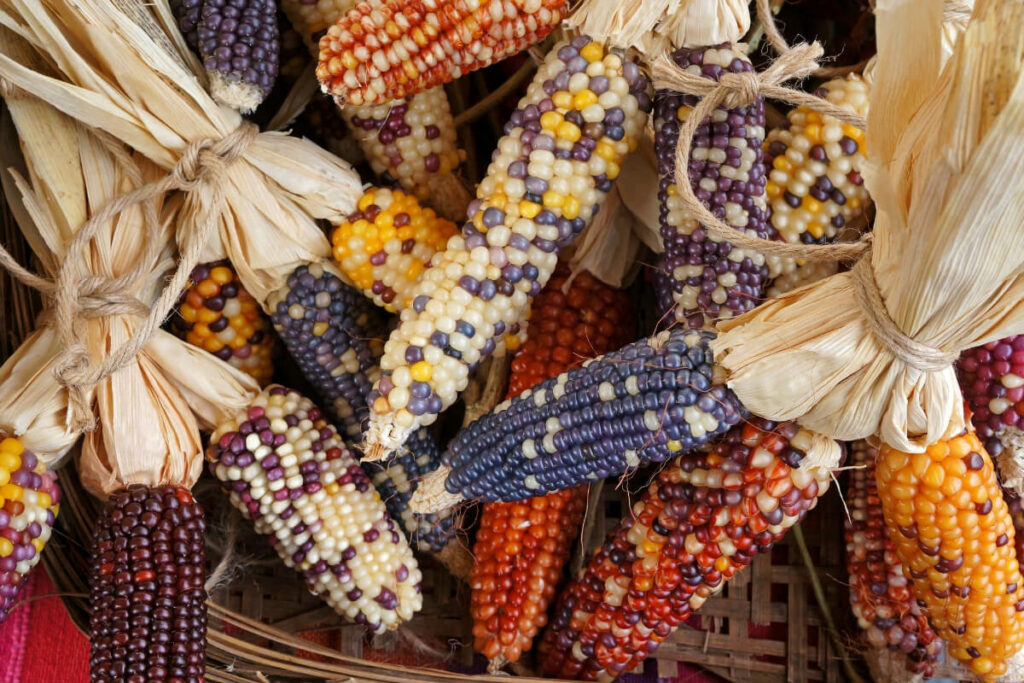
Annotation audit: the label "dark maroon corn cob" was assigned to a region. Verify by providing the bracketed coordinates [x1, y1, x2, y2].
[958, 335, 1024, 459]
[88, 485, 207, 683]
[655, 43, 774, 330]
[266, 262, 391, 441]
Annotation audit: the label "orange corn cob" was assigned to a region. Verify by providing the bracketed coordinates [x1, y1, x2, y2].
[316, 0, 568, 106]
[876, 430, 1024, 681]
[845, 440, 941, 679]
[469, 264, 633, 669]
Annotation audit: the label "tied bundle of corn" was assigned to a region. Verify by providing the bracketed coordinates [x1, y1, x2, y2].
[364, 37, 653, 459]
[537, 419, 841, 680]
[316, 0, 569, 106]
[470, 264, 634, 670]
[845, 440, 941, 681]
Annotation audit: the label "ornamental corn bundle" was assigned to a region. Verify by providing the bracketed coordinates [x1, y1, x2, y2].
[0, 437, 59, 625]
[316, 0, 569, 106]
[171, 260, 276, 385]
[876, 430, 1024, 680]
[470, 265, 633, 668]
[331, 187, 459, 312]
[89, 485, 207, 682]
[845, 440, 941, 681]
[366, 37, 653, 457]
[170, 0, 280, 112]
[208, 385, 423, 632]
[538, 419, 841, 680]
[412, 328, 744, 512]
[710, 0, 1024, 453]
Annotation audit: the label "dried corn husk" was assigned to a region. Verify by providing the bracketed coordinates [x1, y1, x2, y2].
[565, 187, 643, 288]
[566, 0, 749, 51]
[0, 27, 258, 491]
[0, 0, 362, 306]
[713, 0, 1024, 453]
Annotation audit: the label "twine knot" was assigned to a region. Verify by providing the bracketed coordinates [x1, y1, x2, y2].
[717, 71, 761, 108]
[170, 124, 258, 190]
[74, 275, 151, 319]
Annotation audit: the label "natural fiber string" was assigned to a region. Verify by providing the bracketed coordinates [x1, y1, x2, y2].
[0, 121, 259, 430]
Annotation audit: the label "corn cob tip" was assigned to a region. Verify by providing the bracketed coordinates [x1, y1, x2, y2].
[434, 538, 473, 582]
[863, 649, 926, 683]
[363, 420, 410, 462]
[409, 466, 463, 514]
[209, 73, 267, 114]
[487, 655, 508, 675]
[424, 173, 472, 223]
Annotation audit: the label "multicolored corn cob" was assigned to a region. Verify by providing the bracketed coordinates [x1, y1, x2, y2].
[958, 336, 1024, 459]
[415, 328, 744, 509]
[209, 385, 423, 632]
[172, 261, 276, 386]
[0, 437, 59, 624]
[845, 440, 941, 679]
[876, 430, 1024, 681]
[538, 419, 839, 680]
[765, 260, 838, 298]
[763, 75, 869, 254]
[362, 426, 456, 553]
[316, 0, 569, 106]
[281, 0, 356, 45]
[656, 44, 773, 330]
[341, 87, 468, 220]
[267, 262, 390, 440]
[470, 265, 634, 667]
[331, 187, 459, 312]
[89, 485, 207, 682]
[366, 37, 652, 456]
[171, 0, 280, 112]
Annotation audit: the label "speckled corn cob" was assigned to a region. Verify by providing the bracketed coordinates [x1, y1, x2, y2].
[470, 265, 633, 667]
[764, 75, 869, 254]
[366, 37, 652, 455]
[172, 261, 275, 385]
[209, 385, 422, 632]
[656, 44, 773, 330]
[341, 87, 467, 217]
[316, 0, 568, 106]
[0, 437, 59, 624]
[89, 485, 206, 682]
[172, 0, 280, 112]
[267, 263, 390, 439]
[876, 431, 1024, 681]
[431, 328, 743, 505]
[332, 187, 459, 312]
[362, 427, 456, 553]
[845, 440, 941, 679]
[959, 336, 1024, 459]
[538, 419, 835, 680]
[281, 0, 356, 45]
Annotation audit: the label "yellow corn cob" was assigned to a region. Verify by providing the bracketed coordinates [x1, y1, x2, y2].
[876, 430, 1024, 681]
[332, 187, 459, 312]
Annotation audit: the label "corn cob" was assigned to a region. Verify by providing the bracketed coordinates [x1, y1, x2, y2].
[470, 265, 633, 667]
[279, 21, 310, 83]
[331, 187, 459, 313]
[208, 385, 423, 632]
[656, 44, 774, 330]
[302, 95, 366, 165]
[958, 336, 1024, 459]
[362, 427, 456, 553]
[281, 0, 356, 45]
[763, 75, 869, 252]
[0, 437, 59, 624]
[89, 485, 207, 682]
[171, 0, 280, 112]
[341, 87, 469, 220]
[316, 0, 569, 106]
[266, 262, 390, 440]
[413, 328, 744, 510]
[367, 37, 653, 456]
[538, 419, 838, 680]
[845, 439, 941, 679]
[765, 260, 838, 298]
[876, 431, 1024, 681]
[172, 261, 276, 386]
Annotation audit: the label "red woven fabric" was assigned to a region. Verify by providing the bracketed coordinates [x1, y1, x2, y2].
[0, 569, 88, 683]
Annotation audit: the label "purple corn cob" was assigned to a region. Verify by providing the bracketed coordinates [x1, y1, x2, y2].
[655, 44, 774, 330]
[958, 336, 1024, 458]
[208, 385, 423, 632]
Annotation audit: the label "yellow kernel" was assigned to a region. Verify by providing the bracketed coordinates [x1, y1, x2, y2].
[519, 201, 541, 219]
[667, 440, 682, 452]
[404, 261, 424, 281]
[808, 222, 826, 239]
[0, 538, 11, 557]
[573, 90, 598, 109]
[0, 453, 20, 472]
[357, 191, 376, 212]
[606, 161, 621, 179]
[802, 196, 822, 214]
[505, 334, 522, 351]
[595, 141, 617, 162]
[411, 361, 433, 382]
[580, 41, 604, 63]
[552, 91, 573, 109]
[210, 266, 234, 284]
[562, 196, 581, 220]
[766, 182, 782, 199]
[540, 111, 564, 131]
[0, 438, 23, 456]
[556, 121, 581, 143]
[804, 124, 822, 143]
[0, 484, 21, 502]
[542, 191, 565, 209]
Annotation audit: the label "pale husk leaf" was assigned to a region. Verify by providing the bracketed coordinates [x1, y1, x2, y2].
[566, 0, 749, 52]
[0, 0, 362, 305]
[567, 186, 643, 288]
[616, 134, 663, 253]
[713, 0, 1024, 452]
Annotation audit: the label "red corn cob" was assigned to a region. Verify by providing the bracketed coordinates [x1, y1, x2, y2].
[470, 264, 633, 669]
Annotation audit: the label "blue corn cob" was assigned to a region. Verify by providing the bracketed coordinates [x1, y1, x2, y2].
[656, 44, 774, 330]
[433, 328, 744, 505]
